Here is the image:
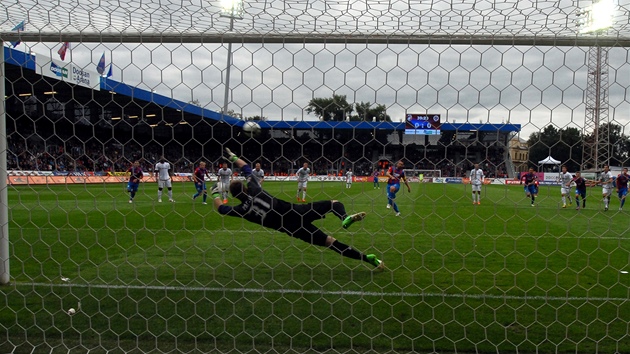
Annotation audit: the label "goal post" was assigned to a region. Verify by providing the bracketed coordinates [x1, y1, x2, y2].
[1, 1, 630, 353]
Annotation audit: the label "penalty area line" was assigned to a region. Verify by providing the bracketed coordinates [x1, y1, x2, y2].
[20, 282, 630, 303]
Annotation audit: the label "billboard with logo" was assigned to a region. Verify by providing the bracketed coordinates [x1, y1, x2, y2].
[35, 54, 100, 90]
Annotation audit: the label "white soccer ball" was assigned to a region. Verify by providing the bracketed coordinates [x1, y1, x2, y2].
[242, 121, 261, 137]
[67, 308, 76, 315]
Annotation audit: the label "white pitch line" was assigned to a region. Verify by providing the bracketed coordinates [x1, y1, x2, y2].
[20, 282, 630, 303]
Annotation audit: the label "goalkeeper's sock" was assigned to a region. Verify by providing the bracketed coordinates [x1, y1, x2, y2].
[328, 240, 362, 260]
[331, 201, 347, 220]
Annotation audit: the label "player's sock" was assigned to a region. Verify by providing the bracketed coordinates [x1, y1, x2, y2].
[158, 190, 163, 199]
[531, 196, 535, 204]
[168, 190, 173, 199]
[203, 194, 207, 202]
[472, 193, 475, 203]
[331, 201, 347, 220]
[130, 191, 136, 199]
[302, 191, 307, 200]
[622, 199, 626, 208]
[562, 196, 566, 205]
[393, 203, 399, 213]
[328, 240, 362, 260]
[193, 193, 199, 199]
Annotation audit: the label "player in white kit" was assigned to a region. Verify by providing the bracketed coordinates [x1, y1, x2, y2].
[598, 165, 614, 211]
[345, 169, 353, 189]
[469, 163, 484, 205]
[559, 165, 573, 208]
[154, 157, 174, 203]
[217, 165, 233, 204]
[296, 162, 311, 202]
[252, 163, 265, 184]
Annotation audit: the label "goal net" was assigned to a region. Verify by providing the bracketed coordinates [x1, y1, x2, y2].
[1, 0, 630, 352]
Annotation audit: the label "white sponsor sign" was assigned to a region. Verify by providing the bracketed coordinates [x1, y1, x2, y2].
[35, 54, 100, 90]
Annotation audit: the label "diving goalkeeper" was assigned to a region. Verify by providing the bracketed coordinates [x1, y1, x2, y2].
[212, 148, 384, 269]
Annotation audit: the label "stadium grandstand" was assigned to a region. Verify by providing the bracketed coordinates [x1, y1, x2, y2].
[4, 46, 520, 180]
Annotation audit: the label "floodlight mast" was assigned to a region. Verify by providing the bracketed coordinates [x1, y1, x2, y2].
[578, 0, 615, 171]
[221, 0, 244, 117]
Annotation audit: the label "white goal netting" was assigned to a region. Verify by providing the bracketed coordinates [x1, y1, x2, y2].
[1, 0, 630, 353]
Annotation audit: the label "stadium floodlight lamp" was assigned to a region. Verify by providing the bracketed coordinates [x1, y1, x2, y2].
[578, 0, 615, 34]
[221, 0, 244, 19]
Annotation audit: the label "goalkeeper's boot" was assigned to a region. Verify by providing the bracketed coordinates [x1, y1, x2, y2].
[342, 212, 366, 229]
[366, 254, 384, 270]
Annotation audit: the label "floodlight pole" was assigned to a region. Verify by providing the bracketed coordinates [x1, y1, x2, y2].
[222, 17, 235, 115]
[0, 43, 10, 285]
[577, 0, 613, 170]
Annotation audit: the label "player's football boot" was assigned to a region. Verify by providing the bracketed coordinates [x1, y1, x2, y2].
[366, 254, 384, 270]
[342, 212, 366, 229]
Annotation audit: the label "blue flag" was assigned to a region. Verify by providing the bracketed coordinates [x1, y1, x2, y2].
[10, 20, 26, 47]
[96, 53, 106, 75]
[107, 64, 113, 78]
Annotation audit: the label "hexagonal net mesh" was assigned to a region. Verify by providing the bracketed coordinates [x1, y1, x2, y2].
[2, 0, 630, 353]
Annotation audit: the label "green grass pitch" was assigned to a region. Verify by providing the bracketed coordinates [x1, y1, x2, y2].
[2, 180, 630, 353]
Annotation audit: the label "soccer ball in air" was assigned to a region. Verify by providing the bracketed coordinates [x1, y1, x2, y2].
[242, 121, 261, 137]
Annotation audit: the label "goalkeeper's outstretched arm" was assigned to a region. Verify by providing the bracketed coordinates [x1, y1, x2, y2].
[225, 148, 247, 169]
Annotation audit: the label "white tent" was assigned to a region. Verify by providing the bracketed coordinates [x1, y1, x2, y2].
[538, 156, 561, 165]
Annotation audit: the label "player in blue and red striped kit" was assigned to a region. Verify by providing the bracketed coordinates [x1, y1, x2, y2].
[192, 161, 212, 204]
[616, 168, 629, 211]
[126, 160, 143, 203]
[385, 160, 411, 216]
[521, 168, 538, 206]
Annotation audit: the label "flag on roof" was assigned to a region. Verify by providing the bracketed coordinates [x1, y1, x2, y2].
[57, 42, 70, 61]
[10, 20, 26, 47]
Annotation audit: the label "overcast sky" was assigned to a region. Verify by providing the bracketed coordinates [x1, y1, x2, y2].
[3, 0, 630, 140]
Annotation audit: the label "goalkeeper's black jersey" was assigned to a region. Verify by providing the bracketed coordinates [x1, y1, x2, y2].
[217, 164, 292, 230]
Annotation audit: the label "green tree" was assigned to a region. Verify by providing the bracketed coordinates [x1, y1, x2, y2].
[585, 123, 630, 167]
[305, 95, 353, 121]
[353, 102, 391, 122]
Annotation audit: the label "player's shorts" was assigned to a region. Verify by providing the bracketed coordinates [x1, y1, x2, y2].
[282, 201, 336, 246]
[525, 185, 537, 195]
[471, 183, 482, 192]
[575, 189, 586, 199]
[602, 187, 612, 197]
[127, 181, 139, 193]
[195, 182, 206, 193]
[373, 177, 378, 183]
[297, 181, 308, 189]
[387, 183, 400, 199]
[346, 179, 352, 184]
[561, 187, 572, 195]
[618, 188, 628, 199]
[157, 179, 172, 189]
[219, 181, 230, 192]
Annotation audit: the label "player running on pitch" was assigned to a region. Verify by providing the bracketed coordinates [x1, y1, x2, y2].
[217, 164, 233, 204]
[126, 160, 144, 203]
[372, 169, 380, 189]
[385, 160, 411, 216]
[559, 165, 573, 208]
[192, 161, 212, 204]
[213, 148, 384, 269]
[521, 168, 538, 206]
[598, 165, 614, 211]
[616, 168, 629, 211]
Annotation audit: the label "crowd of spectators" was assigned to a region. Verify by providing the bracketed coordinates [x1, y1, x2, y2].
[7, 126, 509, 178]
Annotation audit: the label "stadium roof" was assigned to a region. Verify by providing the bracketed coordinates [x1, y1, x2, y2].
[3, 46, 520, 134]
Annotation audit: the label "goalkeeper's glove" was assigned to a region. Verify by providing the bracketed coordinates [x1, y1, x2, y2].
[225, 148, 238, 163]
[210, 183, 221, 199]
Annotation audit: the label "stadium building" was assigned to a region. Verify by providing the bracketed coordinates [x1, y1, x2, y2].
[4, 46, 520, 178]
